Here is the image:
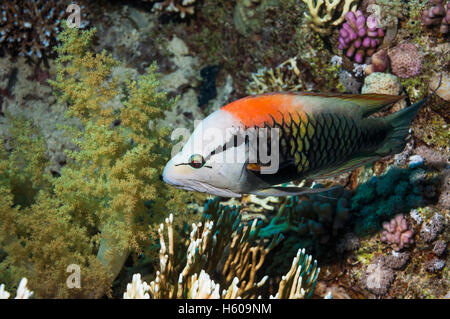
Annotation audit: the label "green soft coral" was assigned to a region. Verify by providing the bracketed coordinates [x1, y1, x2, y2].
[0, 24, 188, 298]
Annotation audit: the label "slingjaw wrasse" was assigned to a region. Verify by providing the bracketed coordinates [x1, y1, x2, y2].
[163, 91, 429, 197]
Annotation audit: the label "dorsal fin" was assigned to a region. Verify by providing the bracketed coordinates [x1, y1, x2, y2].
[294, 92, 406, 117]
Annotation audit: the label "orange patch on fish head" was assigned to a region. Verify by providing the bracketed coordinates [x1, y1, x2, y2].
[222, 93, 303, 127]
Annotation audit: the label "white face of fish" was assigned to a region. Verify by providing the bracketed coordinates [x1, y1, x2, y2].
[162, 110, 247, 197]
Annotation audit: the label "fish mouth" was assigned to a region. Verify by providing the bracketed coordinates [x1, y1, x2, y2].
[163, 173, 241, 198]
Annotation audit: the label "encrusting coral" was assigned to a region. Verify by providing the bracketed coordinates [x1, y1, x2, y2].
[137, 198, 320, 299]
[0, 24, 187, 298]
[0, 0, 88, 60]
[388, 43, 423, 79]
[301, 0, 359, 35]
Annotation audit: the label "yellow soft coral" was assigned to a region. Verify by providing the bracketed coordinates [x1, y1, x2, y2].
[0, 24, 189, 298]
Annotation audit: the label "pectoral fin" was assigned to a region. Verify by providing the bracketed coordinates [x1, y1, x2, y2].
[250, 186, 337, 197]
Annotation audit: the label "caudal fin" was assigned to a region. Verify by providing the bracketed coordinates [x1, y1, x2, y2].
[377, 98, 427, 156]
[376, 74, 442, 156]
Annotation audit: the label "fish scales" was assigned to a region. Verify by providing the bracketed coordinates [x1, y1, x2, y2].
[260, 109, 388, 181]
[163, 91, 428, 197]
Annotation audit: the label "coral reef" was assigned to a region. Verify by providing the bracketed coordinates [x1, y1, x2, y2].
[152, 0, 197, 19]
[259, 185, 352, 244]
[361, 72, 401, 95]
[429, 71, 450, 101]
[0, 0, 88, 60]
[0, 25, 188, 298]
[388, 43, 423, 79]
[421, 0, 450, 34]
[361, 72, 405, 111]
[123, 273, 150, 299]
[420, 211, 444, 242]
[141, 199, 319, 299]
[366, 0, 407, 29]
[364, 49, 389, 75]
[338, 10, 385, 63]
[0, 278, 33, 299]
[425, 258, 446, 272]
[246, 57, 306, 94]
[233, 0, 278, 36]
[301, 0, 359, 35]
[380, 214, 415, 251]
[432, 240, 447, 256]
[351, 166, 435, 236]
[365, 256, 395, 295]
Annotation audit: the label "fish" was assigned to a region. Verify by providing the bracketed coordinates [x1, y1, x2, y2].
[162, 91, 429, 197]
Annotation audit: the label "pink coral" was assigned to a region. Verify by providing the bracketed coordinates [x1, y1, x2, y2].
[388, 43, 422, 78]
[421, 0, 450, 34]
[381, 214, 414, 251]
[338, 10, 384, 64]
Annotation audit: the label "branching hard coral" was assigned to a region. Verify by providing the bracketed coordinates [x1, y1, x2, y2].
[0, 278, 33, 299]
[125, 248, 319, 299]
[0, 1, 88, 60]
[246, 57, 306, 95]
[152, 0, 197, 19]
[381, 214, 415, 251]
[0, 24, 187, 298]
[338, 10, 385, 63]
[145, 198, 320, 299]
[148, 200, 282, 299]
[123, 273, 150, 299]
[366, 0, 408, 44]
[269, 248, 320, 299]
[301, 0, 359, 35]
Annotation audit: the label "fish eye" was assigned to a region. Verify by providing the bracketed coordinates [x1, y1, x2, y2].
[188, 154, 205, 169]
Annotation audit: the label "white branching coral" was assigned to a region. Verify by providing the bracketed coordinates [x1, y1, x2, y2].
[301, 0, 359, 35]
[0, 278, 33, 299]
[246, 57, 306, 95]
[124, 198, 321, 299]
[187, 270, 221, 299]
[270, 248, 320, 299]
[123, 274, 150, 299]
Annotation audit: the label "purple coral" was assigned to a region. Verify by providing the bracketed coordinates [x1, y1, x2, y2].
[421, 0, 450, 34]
[388, 43, 422, 78]
[338, 10, 384, 64]
[381, 214, 414, 251]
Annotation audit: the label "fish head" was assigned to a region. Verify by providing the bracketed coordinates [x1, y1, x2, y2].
[163, 109, 249, 197]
